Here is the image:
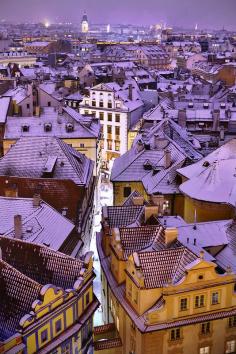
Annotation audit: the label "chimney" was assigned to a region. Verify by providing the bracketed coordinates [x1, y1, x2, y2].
[212, 109, 220, 131]
[128, 84, 133, 101]
[165, 228, 178, 247]
[164, 149, 171, 169]
[178, 109, 187, 128]
[144, 205, 159, 222]
[154, 134, 169, 150]
[14, 215, 22, 240]
[33, 194, 41, 207]
[220, 126, 225, 141]
[151, 194, 165, 214]
[58, 105, 63, 115]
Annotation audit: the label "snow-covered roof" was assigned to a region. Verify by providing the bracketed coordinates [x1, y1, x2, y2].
[0, 96, 10, 123]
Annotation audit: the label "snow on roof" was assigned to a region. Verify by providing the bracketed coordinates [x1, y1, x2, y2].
[0, 196, 74, 251]
[178, 139, 236, 205]
[0, 96, 10, 123]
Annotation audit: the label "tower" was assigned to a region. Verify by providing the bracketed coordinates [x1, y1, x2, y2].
[81, 12, 89, 33]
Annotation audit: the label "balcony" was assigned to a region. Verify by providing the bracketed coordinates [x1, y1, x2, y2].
[94, 324, 122, 353]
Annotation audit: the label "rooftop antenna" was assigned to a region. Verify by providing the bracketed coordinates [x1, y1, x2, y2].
[193, 208, 197, 230]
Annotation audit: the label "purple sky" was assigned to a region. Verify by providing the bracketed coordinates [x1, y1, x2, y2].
[0, 0, 235, 30]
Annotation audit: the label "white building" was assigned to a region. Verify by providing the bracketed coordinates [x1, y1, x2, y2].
[79, 81, 144, 166]
[81, 13, 89, 33]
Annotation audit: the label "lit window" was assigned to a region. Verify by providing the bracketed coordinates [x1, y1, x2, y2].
[180, 298, 188, 311]
[107, 126, 112, 135]
[226, 340, 236, 353]
[195, 295, 205, 308]
[199, 347, 210, 354]
[200, 322, 210, 335]
[170, 328, 181, 341]
[211, 292, 219, 305]
[229, 316, 236, 328]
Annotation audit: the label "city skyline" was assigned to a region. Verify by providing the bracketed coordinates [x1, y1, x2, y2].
[0, 0, 236, 30]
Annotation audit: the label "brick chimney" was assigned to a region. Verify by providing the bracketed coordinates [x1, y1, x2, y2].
[164, 149, 171, 169]
[33, 193, 41, 207]
[144, 205, 159, 222]
[165, 228, 178, 247]
[14, 215, 22, 240]
[212, 109, 220, 131]
[178, 109, 187, 128]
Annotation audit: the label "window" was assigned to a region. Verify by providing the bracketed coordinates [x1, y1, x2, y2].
[199, 347, 210, 354]
[22, 125, 29, 132]
[86, 292, 90, 306]
[211, 292, 219, 305]
[55, 319, 62, 333]
[226, 340, 236, 353]
[195, 295, 205, 308]
[84, 110, 89, 115]
[108, 113, 112, 122]
[92, 100, 96, 107]
[180, 298, 188, 311]
[47, 101, 51, 107]
[170, 328, 181, 341]
[27, 103, 30, 109]
[115, 126, 120, 137]
[229, 316, 236, 328]
[107, 126, 112, 135]
[99, 112, 104, 120]
[115, 114, 120, 123]
[107, 140, 113, 150]
[80, 143, 85, 148]
[124, 187, 131, 198]
[61, 343, 71, 354]
[116, 102, 121, 108]
[115, 141, 120, 152]
[85, 100, 89, 106]
[41, 329, 48, 343]
[99, 100, 104, 108]
[108, 101, 112, 108]
[200, 322, 210, 335]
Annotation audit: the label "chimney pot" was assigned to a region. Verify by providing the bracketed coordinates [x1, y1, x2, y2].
[14, 215, 22, 240]
[33, 194, 41, 208]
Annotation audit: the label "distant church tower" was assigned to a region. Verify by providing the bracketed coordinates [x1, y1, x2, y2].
[81, 12, 89, 33]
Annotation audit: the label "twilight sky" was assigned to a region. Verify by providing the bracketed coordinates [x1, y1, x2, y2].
[0, 0, 235, 30]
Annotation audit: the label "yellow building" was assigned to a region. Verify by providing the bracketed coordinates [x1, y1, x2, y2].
[178, 139, 236, 223]
[0, 237, 99, 354]
[96, 204, 236, 354]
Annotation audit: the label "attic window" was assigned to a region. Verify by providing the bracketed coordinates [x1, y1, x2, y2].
[44, 123, 52, 132]
[220, 103, 226, 109]
[143, 160, 152, 170]
[26, 226, 33, 233]
[203, 161, 210, 167]
[22, 125, 29, 132]
[66, 123, 74, 132]
[188, 102, 194, 108]
[203, 103, 209, 109]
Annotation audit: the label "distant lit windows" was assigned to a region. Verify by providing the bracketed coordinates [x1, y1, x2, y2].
[200, 322, 211, 335]
[229, 316, 236, 328]
[199, 347, 210, 354]
[211, 292, 219, 305]
[123, 186, 131, 198]
[170, 328, 181, 341]
[180, 298, 188, 311]
[195, 295, 205, 308]
[226, 340, 236, 353]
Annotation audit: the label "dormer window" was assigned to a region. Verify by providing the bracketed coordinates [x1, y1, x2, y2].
[220, 103, 226, 109]
[188, 102, 194, 108]
[44, 123, 52, 132]
[66, 123, 74, 132]
[203, 103, 209, 109]
[22, 125, 29, 132]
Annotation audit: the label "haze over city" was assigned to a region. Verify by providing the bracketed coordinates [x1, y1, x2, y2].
[0, 0, 236, 30]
